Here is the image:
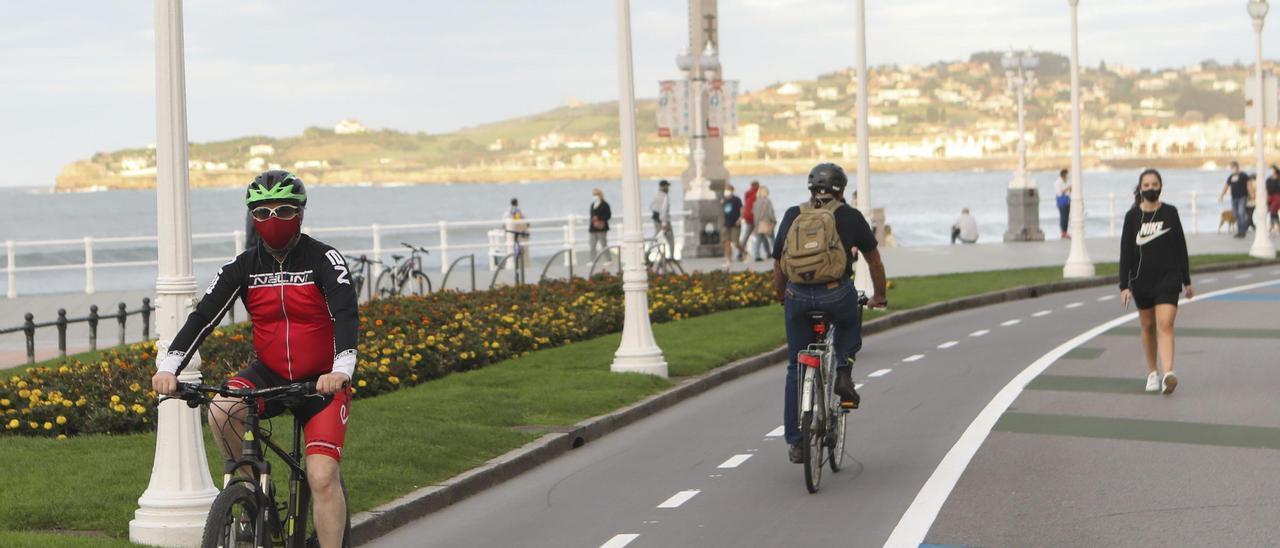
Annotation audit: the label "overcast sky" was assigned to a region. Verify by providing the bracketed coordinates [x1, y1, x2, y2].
[0, 0, 1265, 187]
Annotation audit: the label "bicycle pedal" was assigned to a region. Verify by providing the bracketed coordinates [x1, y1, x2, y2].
[839, 401, 858, 410]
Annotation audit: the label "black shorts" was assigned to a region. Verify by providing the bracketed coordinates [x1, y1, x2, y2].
[225, 360, 351, 461]
[1131, 289, 1180, 310]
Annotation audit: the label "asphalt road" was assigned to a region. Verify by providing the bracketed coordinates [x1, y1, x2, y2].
[365, 265, 1280, 548]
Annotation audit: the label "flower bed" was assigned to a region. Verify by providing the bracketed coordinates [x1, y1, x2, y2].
[0, 271, 774, 438]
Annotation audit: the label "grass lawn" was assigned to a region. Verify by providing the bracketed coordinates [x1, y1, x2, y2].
[0, 253, 1257, 545]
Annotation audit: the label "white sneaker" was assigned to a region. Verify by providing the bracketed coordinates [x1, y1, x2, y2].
[1162, 372, 1178, 395]
[1145, 372, 1160, 392]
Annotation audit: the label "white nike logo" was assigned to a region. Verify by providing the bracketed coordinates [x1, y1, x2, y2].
[1135, 227, 1172, 245]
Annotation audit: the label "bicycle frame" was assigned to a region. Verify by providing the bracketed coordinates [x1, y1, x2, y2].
[218, 396, 311, 545]
[798, 324, 835, 429]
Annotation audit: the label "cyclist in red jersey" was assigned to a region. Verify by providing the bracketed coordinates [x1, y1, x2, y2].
[152, 171, 358, 547]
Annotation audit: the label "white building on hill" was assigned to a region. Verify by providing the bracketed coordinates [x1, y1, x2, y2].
[335, 119, 369, 134]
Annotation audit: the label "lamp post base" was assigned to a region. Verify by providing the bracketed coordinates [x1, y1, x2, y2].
[1004, 187, 1045, 242]
[612, 349, 669, 377]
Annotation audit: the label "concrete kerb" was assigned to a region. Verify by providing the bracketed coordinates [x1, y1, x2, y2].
[349, 257, 1279, 545]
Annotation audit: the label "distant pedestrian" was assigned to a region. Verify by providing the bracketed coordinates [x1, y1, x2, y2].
[741, 180, 760, 255]
[751, 185, 777, 261]
[1120, 169, 1192, 395]
[588, 188, 612, 262]
[950, 208, 978, 244]
[503, 197, 530, 270]
[650, 180, 675, 258]
[1055, 168, 1071, 239]
[1218, 161, 1250, 238]
[1267, 165, 1280, 233]
[1246, 174, 1258, 233]
[882, 224, 898, 248]
[721, 184, 746, 268]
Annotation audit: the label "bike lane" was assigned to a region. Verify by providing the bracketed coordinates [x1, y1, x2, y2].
[368, 266, 1280, 548]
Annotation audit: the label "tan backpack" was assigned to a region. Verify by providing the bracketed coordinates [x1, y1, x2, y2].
[781, 199, 847, 284]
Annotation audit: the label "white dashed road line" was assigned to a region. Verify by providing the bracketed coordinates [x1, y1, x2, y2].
[600, 534, 640, 548]
[969, 329, 990, 337]
[1032, 310, 1052, 317]
[903, 354, 925, 362]
[868, 368, 892, 378]
[766, 425, 785, 437]
[1236, 273, 1253, 279]
[1065, 302, 1083, 309]
[657, 490, 701, 509]
[718, 454, 753, 469]
[855, 383, 865, 390]
[1097, 295, 1115, 302]
[937, 341, 958, 349]
[1202, 277, 1218, 283]
[1000, 319, 1022, 326]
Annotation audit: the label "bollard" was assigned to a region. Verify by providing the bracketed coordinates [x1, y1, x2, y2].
[371, 224, 383, 280]
[23, 313, 35, 364]
[117, 302, 128, 347]
[438, 220, 450, 275]
[1190, 191, 1199, 235]
[1108, 193, 1116, 237]
[57, 308, 68, 358]
[565, 215, 577, 267]
[142, 298, 152, 340]
[88, 305, 100, 352]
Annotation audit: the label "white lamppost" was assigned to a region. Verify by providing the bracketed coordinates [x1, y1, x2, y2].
[611, 0, 668, 377]
[1248, 0, 1277, 258]
[676, 41, 721, 204]
[853, 0, 873, 296]
[1003, 48, 1038, 189]
[1063, 0, 1096, 277]
[130, 0, 219, 545]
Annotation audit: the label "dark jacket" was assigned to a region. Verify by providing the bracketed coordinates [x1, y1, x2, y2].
[590, 200, 612, 233]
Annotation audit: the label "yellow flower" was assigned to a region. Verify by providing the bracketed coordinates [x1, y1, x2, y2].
[5, 419, 16, 429]
[0, 399, 9, 407]
[357, 379, 367, 387]
[129, 383, 141, 392]
[18, 390, 30, 399]
[388, 376, 400, 385]
[132, 404, 147, 414]
[75, 398, 87, 407]
[377, 365, 389, 373]
[57, 434, 67, 440]
[55, 415, 67, 425]
[27, 421, 37, 429]
[42, 421, 52, 430]
[61, 400, 72, 408]
[110, 395, 121, 404]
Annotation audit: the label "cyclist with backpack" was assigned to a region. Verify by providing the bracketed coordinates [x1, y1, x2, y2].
[773, 163, 888, 463]
[151, 171, 357, 547]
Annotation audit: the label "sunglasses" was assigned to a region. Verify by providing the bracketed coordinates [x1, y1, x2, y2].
[250, 204, 302, 221]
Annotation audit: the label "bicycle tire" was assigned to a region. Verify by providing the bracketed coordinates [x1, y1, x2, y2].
[201, 482, 265, 548]
[409, 271, 433, 296]
[801, 370, 825, 493]
[373, 269, 398, 298]
[829, 410, 848, 473]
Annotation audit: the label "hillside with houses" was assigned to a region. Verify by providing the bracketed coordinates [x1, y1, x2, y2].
[55, 51, 1271, 190]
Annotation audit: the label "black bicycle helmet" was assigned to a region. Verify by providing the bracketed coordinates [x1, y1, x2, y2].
[245, 170, 308, 208]
[807, 163, 848, 194]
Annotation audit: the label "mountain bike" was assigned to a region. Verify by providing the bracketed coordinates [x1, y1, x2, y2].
[168, 381, 350, 548]
[374, 242, 432, 297]
[796, 290, 868, 493]
[504, 229, 530, 285]
[644, 238, 684, 276]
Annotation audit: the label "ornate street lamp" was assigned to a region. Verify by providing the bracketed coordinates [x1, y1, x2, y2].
[1063, 0, 1096, 277]
[1003, 47, 1045, 242]
[1247, 0, 1277, 258]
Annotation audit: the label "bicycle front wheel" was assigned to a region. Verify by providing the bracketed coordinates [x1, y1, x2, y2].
[409, 271, 433, 296]
[373, 269, 398, 298]
[201, 483, 265, 548]
[829, 408, 848, 473]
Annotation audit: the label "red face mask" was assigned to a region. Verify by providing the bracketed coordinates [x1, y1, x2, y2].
[255, 216, 301, 249]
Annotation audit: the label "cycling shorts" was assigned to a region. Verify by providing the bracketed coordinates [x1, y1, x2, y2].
[225, 360, 351, 462]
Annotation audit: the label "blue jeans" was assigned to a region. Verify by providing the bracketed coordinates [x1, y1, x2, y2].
[1234, 195, 1250, 236]
[782, 280, 862, 445]
[1057, 203, 1070, 234]
[754, 233, 773, 260]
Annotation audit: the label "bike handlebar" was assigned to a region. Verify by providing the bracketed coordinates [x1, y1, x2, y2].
[400, 242, 430, 254]
[162, 381, 318, 409]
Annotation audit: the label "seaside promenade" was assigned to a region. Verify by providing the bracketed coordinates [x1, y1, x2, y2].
[0, 232, 1266, 369]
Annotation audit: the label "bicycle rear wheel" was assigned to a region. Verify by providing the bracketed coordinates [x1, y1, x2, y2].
[373, 269, 398, 298]
[801, 371, 825, 493]
[201, 483, 265, 548]
[829, 409, 848, 472]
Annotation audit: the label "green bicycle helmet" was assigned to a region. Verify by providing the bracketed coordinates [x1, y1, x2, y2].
[245, 170, 308, 208]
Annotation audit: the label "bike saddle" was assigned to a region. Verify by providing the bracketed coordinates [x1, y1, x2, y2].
[392, 254, 404, 261]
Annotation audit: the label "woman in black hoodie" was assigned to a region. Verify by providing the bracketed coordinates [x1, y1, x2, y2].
[1119, 169, 1193, 395]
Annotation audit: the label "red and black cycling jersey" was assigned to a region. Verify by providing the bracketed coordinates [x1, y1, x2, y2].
[159, 234, 359, 381]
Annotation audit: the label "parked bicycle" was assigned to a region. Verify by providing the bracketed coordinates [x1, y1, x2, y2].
[374, 243, 433, 297]
[167, 381, 351, 548]
[502, 229, 531, 285]
[644, 238, 684, 276]
[345, 254, 381, 302]
[796, 290, 868, 493]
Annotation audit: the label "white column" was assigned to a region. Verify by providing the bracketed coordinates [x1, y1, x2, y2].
[371, 223, 383, 279]
[1250, 5, 1277, 258]
[853, 0, 873, 295]
[1063, 0, 1095, 278]
[611, 0, 667, 377]
[438, 220, 450, 274]
[84, 236, 95, 295]
[131, 1, 219, 545]
[5, 240, 15, 298]
[232, 230, 244, 256]
[1108, 193, 1116, 237]
[1191, 191, 1199, 234]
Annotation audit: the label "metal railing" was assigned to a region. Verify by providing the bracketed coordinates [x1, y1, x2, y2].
[4, 213, 688, 298]
[0, 299, 154, 364]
